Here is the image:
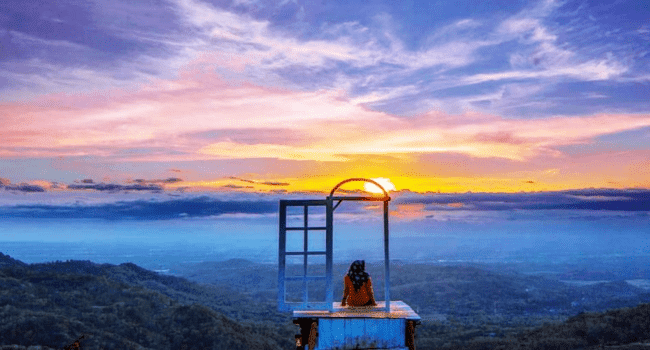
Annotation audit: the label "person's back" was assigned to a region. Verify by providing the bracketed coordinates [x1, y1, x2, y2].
[341, 260, 377, 307]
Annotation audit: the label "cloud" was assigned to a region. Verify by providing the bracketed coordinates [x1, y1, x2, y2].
[190, 128, 309, 145]
[462, 60, 627, 84]
[229, 177, 289, 186]
[3, 0, 646, 118]
[230, 177, 256, 184]
[261, 181, 290, 186]
[6, 30, 94, 53]
[0, 0, 648, 191]
[132, 177, 183, 184]
[2, 0, 646, 120]
[198, 142, 348, 162]
[29, 180, 64, 190]
[0, 188, 648, 222]
[160, 178, 183, 183]
[2, 67, 650, 165]
[67, 183, 163, 192]
[165, 0, 498, 99]
[220, 184, 254, 189]
[0, 195, 278, 220]
[0, 183, 46, 192]
[394, 189, 650, 212]
[0, 179, 60, 192]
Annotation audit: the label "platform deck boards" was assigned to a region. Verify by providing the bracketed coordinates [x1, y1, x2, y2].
[292, 300, 420, 320]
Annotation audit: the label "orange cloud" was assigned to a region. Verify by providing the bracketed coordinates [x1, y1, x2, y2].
[391, 203, 427, 220]
[2, 54, 650, 193]
[2, 63, 649, 164]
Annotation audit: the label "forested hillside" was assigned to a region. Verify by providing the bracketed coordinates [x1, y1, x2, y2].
[426, 303, 650, 350]
[0, 253, 293, 350]
[3, 252, 650, 349]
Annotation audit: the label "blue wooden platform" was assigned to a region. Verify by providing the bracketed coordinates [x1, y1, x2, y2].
[293, 301, 420, 350]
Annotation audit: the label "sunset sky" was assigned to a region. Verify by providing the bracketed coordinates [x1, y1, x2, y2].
[1, 0, 649, 194]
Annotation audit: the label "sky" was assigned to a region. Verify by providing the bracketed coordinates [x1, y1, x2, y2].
[1, 0, 650, 194]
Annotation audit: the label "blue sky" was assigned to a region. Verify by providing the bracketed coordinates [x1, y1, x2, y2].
[0, 0, 649, 193]
[3, 0, 647, 112]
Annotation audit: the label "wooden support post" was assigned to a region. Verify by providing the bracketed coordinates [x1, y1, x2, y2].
[406, 320, 418, 350]
[293, 318, 318, 350]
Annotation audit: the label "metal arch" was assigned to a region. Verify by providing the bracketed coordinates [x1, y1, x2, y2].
[328, 178, 390, 200]
[327, 177, 392, 312]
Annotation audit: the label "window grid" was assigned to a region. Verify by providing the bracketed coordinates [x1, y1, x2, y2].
[278, 200, 333, 311]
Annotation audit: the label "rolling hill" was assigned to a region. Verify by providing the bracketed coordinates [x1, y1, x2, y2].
[0, 252, 293, 350]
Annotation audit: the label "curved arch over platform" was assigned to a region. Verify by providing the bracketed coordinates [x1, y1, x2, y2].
[329, 178, 389, 199]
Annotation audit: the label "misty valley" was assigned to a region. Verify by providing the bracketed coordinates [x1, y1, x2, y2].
[1, 246, 650, 349]
[2, 202, 650, 349]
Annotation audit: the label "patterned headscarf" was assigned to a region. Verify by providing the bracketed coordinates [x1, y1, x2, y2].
[347, 260, 369, 292]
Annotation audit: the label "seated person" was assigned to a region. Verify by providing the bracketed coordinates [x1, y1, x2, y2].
[341, 260, 377, 307]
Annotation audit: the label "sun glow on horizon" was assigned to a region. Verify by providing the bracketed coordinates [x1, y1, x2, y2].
[364, 177, 396, 194]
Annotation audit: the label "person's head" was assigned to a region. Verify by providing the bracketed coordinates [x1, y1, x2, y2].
[349, 260, 366, 274]
[347, 260, 369, 291]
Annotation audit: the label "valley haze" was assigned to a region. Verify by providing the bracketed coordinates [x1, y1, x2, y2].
[1, 188, 649, 277]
